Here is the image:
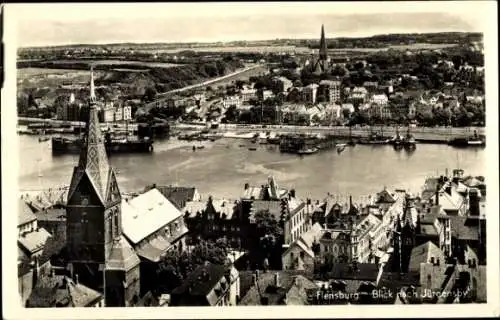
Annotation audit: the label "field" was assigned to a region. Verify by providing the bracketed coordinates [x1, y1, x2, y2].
[205, 65, 268, 88]
[143, 42, 458, 54]
[17, 68, 102, 90]
[33, 59, 181, 69]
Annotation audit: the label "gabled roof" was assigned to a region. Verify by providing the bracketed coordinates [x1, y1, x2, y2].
[326, 263, 381, 281]
[153, 185, 198, 210]
[448, 215, 480, 241]
[409, 241, 443, 271]
[284, 223, 324, 259]
[105, 235, 140, 271]
[18, 228, 52, 255]
[171, 262, 228, 306]
[122, 188, 183, 244]
[239, 270, 314, 306]
[28, 275, 102, 307]
[183, 201, 207, 218]
[376, 189, 396, 204]
[19, 198, 37, 226]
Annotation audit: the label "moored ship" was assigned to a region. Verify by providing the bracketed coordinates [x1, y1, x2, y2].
[52, 133, 154, 155]
[448, 131, 485, 147]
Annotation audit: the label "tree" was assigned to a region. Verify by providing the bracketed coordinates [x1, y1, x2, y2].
[143, 86, 157, 102]
[157, 239, 229, 293]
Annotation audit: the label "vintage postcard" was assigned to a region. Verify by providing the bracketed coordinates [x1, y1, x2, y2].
[2, 1, 499, 319]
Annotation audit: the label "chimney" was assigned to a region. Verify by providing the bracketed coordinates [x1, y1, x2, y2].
[290, 189, 296, 198]
[274, 272, 280, 287]
[75, 274, 79, 285]
[244, 183, 249, 190]
[468, 189, 480, 216]
[445, 183, 452, 195]
[31, 257, 40, 290]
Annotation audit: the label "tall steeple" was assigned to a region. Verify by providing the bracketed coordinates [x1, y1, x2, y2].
[319, 24, 328, 61]
[313, 24, 329, 74]
[68, 67, 116, 205]
[66, 68, 140, 307]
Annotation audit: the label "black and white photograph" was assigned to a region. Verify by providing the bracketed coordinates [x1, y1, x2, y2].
[2, 1, 499, 318]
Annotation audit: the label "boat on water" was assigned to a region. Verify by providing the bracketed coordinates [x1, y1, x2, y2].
[248, 147, 258, 151]
[402, 128, 417, 150]
[448, 131, 485, 147]
[39, 136, 50, 142]
[391, 128, 404, 149]
[52, 133, 154, 155]
[336, 143, 346, 154]
[266, 136, 281, 145]
[297, 147, 319, 155]
[359, 132, 391, 145]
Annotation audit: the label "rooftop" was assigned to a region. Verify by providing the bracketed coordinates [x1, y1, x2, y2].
[19, 198, 37, 227]
[34, 208, 66, 222]
[18, 228, 52, 255]
[28, 274, 102, 307]
[409, 241, 444, 272]
[171, 262, 228, 306]
[324, 263, 381, 282]
[152, 185, 198, 210]
[121, 188, 183, 244]
[239, 270, 315, 306]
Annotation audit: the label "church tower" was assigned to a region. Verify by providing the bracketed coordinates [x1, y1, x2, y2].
[66, 67, 141, 306]
[313, 24, 329, 74]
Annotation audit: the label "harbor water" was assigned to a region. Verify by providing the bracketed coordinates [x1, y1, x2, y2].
[18, 135, 486, 201]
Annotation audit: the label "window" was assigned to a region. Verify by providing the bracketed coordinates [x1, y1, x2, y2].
[108, 216, 113, 242]
[113, 213, 119, 238]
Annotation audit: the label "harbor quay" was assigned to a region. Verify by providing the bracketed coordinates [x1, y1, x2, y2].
[173, 123, 485, 143]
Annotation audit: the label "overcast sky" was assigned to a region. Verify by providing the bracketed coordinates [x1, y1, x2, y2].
[10, 2, 489, 47]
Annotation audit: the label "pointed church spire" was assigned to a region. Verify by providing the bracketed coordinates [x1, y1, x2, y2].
[67, 68, 116, 205]
[313, 24, 329, 74]
[90, 66, 97, 104]
[319, 24, 328, 61]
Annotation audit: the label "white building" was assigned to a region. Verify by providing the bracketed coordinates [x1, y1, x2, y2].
[223, 96, 241, 109]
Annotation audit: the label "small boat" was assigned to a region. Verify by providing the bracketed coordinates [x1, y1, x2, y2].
[197, 145, 205, 150]
[337, 144, 346, 154]
[39, 136, 50, 142]
[297, 147, 319, 155]
[267, 137, 281, 145]
[359, 131, 391, 145]
[248, 147, 258, 151]
[402, 128, 417, 150]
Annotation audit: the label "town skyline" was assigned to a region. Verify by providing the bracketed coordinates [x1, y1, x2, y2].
[12, 2, 486, 47]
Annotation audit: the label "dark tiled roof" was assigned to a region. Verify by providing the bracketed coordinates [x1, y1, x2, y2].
[409, 241, 443, 271]
[28, 275, 102, 307]
[250, 200, 282, 221]
[239, 270, 314, 306]
[376, 189, 396, 204]
[171, 262, 227, 305]
[106, 236, 141, 271]
[154, 185, 197, 210]
[19, 198, 37, 226]
[35, 208, 67, 222]
[448, 215, 480, 241]
[325, 263, 380, 281]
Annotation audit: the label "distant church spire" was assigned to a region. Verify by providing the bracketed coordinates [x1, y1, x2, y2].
[319, 24, 328, 61]
[313, 24, 329, 74]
